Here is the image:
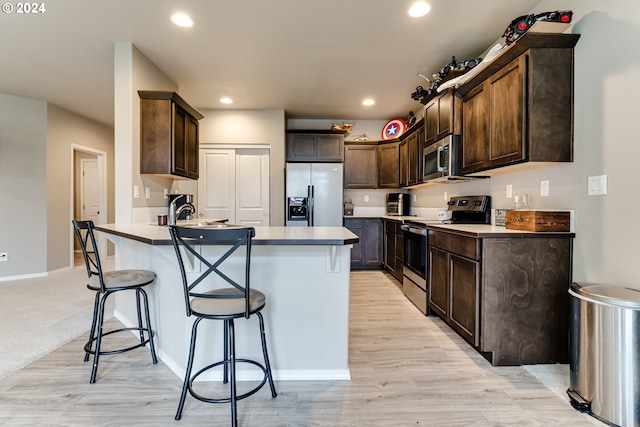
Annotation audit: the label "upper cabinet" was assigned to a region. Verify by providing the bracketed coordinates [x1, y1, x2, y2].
[139, 91, 204, 180]
[377, 141, 400, 188]
[458, 33, 579, 175]
[286, 130, 345, 162]
[424, 90, 461, 145]
[398, 119, 424, 187]
[343, 119, 424, 189]
[344, 144, 378, 189]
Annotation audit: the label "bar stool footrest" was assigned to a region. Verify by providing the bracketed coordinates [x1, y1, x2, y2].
[187, 358, 269, 404]
[84, 326, 154, 356]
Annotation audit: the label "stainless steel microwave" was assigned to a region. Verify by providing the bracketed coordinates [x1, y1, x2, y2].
[422, 135, 484, 183]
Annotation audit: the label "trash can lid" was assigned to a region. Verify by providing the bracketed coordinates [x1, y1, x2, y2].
[570, 282, 640, 309]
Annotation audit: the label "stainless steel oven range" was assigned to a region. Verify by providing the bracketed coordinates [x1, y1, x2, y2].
[401, 195, 491, 315]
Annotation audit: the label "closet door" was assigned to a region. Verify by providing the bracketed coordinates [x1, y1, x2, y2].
[198, 148, 270, 225]
[198, 149, 236, 222]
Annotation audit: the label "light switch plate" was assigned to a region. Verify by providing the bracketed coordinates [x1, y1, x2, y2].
[506, 185, 513, 198]
[540, 180, 549, 197]
[588, 175, 607, 196]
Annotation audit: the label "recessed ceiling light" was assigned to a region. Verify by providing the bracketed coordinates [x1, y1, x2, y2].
[362, 99, 375, 106]
[220, 97, 233, 104]
[408, 1, 431, 18]
[171, 13, 193, 28]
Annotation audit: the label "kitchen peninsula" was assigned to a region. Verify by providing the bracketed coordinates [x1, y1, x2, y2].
[95, 222, 358, 381]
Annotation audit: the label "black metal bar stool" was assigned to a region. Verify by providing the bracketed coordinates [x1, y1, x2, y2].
[72, 220, 157, 383]
[170, 225, 277, 427]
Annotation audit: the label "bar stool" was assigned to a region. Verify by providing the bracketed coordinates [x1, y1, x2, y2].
[72, 220, 157, 383]
[169, 225, 277, 427]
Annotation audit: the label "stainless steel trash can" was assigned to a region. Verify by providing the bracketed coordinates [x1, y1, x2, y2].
[568, 282, 640, 427]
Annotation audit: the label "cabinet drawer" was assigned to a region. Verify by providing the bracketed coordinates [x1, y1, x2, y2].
[428, 230, 479, 260]
[384, 219, 403, 234]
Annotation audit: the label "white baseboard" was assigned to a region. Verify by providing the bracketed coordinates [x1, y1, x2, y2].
[114, 309, 352, 382]
[0, 271, 48, 283]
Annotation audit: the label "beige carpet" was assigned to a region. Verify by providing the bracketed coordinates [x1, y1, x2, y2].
[0, 258, 114, 380]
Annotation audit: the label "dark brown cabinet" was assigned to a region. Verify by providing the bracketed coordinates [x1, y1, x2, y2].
[139, 91, 204, 180]
[427, 227, 573, 366]
[398, 119, 424, 187]
[459, 33, 579, 175]
[383, 219, 404, 283]
[286, 131, 344, 162]
[344, 144, 378, 189]
[377, 141, 400, 188]
[427, 230, 480, 347]
[399, 139, 409, 187]
[424, 89, 460, 145]
[344, 218, 383, 269]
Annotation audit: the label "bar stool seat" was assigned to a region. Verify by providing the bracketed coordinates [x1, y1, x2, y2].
[170, 225, 277, 427]
[72, 220, 158, 383]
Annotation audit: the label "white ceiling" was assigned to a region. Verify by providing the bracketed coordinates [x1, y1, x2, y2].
[0, 0, 541, 126]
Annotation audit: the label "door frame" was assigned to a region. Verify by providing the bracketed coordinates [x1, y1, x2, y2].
[70, 144, 107, 267]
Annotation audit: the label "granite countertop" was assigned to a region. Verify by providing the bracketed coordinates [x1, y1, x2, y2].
[95, 221, 359, 246]
[420, 223, 575, 238]
[343, 216, 575, 237]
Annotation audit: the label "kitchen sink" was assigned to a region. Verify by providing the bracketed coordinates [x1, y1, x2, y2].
[180, 221, 237, 229]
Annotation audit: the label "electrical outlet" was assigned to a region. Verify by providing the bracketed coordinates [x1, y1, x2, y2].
[364, 194, 369, 203]
[413, 194, 417, 202]
[540, 180, 549, 197]
[164, 188, 169, 199]
[133, 185, 140, 199]
[145, 186, 151, 199]
[443, 191, 448, 201]
[506, 184, 513, 198]
[0, 252, 7, 262]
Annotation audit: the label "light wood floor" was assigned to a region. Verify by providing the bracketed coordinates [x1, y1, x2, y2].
[0, 271, 595, 426]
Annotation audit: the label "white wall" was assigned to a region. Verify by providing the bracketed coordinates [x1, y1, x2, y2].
[0, 94, 47, 279]
[411, 0, 640, 287]
[114, 43, 179, 223]
[46, 104, 115, 270]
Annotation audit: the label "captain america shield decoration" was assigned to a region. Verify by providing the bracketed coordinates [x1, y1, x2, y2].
[381, 118, 407, 140]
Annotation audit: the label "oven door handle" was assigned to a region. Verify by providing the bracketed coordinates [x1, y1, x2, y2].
[401, 224, 428, 236]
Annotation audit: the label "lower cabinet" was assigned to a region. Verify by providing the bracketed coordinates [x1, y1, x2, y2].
[428, 228, 572, 366]
[344, 218, 383, 269]
[382, 219, 404, 282]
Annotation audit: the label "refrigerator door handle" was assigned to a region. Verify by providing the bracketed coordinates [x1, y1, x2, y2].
[308, 185, 314, 226]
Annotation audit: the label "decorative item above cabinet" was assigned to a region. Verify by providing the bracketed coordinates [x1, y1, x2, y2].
[138, 91, 204, 180]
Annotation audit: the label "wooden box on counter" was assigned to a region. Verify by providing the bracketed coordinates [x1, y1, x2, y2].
[505, 210, 571, 232]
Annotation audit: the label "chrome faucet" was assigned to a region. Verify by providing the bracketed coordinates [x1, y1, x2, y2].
[168, 194, 195, 226]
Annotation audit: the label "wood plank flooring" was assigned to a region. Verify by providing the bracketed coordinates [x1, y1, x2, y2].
[0, 271, 596, 426]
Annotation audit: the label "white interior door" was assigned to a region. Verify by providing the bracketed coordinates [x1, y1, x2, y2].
[81, 159, 101, 223]
[198, 147, 270, 225]
[198, 149, 236, 222]
[80, 157, 106, 252]
[235, 148, 270, 225]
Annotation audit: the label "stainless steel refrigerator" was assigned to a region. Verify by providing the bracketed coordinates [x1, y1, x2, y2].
[285, 163, 343, 226]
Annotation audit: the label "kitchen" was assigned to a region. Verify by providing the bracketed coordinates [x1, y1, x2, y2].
[1, 0, 639, 425]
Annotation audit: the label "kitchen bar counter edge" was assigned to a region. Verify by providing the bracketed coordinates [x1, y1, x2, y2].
[96, 222, 359, 246]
